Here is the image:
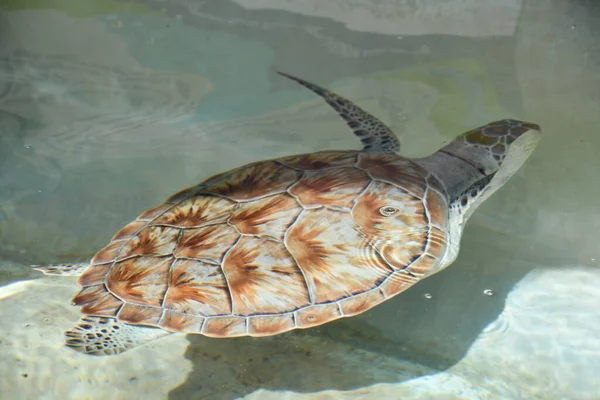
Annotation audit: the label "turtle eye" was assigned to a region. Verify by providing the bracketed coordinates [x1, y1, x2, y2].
[379, 206, 399, 217]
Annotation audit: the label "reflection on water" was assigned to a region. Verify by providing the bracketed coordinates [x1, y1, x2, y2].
[1, 0, 599, 399]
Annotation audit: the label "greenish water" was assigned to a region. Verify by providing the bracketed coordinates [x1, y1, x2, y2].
[1, 1, 599, 399]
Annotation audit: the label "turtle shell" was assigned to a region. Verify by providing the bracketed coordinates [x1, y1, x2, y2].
[73, 151, 449, 337]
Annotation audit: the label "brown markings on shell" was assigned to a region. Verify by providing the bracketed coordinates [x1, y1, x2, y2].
[166, 168, 241, 203]
[72, 285, 123, 316]
[118, 303, 163, 326]
[339, 289, 386, 317]
[203, 161, 301, 200]
[427, 226, 447, 260]
[406, 253, 438, 277]
[425, 188, 448, 228]
[357, 153, 427, 198]
[222, 236, 309, 316]
[248, 314, 295, 336]
[377, 237, 425, 271]
[175, 224, 238, 262]
[379, 270, 419, 298]
[77, 264, 110, 287]
[118, 226, 181, 259]
[401, 226, 447, 278]
[229, 194, 300, 240]
[91, 240, 127, 265]
[289, 167, 370, 209]
[353, 180, 428, 239]
[106, 256, 172, 307]
[163, 259, 231, 316]
[278, 151, 358, 170]
[93, 225, 179, 265]
[202, 316, 247, 337]
[153, 196, 236, 228]
[111, 220, 147, 241]
[166, 185, 207, 204]
[295, 303, 341, 328]
[286, 208, 392, 304]
[159, 310, 205, 333]
[137, 204, 174, 221]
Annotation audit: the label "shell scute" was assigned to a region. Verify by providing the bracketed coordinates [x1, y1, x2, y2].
[77, 264, 110, 287]
[137, 203, 174, 221]
[339, 289, 386, 317]
[203, 161, 301, 201]
[278, 151, 358, 170]
[106, 256, 172, 307]
[248, 314, 295, 336]
[111, 220, 147, 241]
[202, 316, 247, 337]
[90, 240, 126, 265]
[117, 303, 163, 326]
[229, 194, 300, 240]
[379, 270, 419, 298]
[426, 226, 447, 260]
[285, 208, 393, 304]
[289, 167, 370, 209]
[406, 253, 438, 277]
[153, 196, 236, 228]
[159, 310, 205, 333]
[163, 259, 231, 316]
[352, 180, 428, 238]
[295, 303, 341, 329]
[72, 285, 123, 317]
[118, 226, 181, 260]
[222, 236, 310, 316]
[166, 185, 207, 204]
[357, 153, 427, 198]
[425, 188, 449, 228]
[174, 224, 238, 262]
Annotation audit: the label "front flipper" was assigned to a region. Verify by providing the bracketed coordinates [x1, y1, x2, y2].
[31, 263, 89, 277]
[65, 316, 172, 356]
[278, 72, 400, 154]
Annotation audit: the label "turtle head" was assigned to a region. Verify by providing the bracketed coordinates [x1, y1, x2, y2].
[417, 119, 541, 224]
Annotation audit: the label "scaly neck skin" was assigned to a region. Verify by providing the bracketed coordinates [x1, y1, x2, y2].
[414, 152, 491, 268]
[416, 151, 486, 210]
[412, 122, 541, 270]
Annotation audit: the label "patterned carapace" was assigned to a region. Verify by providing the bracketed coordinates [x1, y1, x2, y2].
[74, 150, 449, 337]
[32, 70, 541, 356]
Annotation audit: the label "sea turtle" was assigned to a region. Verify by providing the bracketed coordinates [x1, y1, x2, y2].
[32, 72, 541, 356]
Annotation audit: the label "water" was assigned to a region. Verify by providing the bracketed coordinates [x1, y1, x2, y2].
[1, 1, 599, 399]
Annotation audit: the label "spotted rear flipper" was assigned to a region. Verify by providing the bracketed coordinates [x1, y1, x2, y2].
[31, 263, 90, 277]
[278, 72, 401, 154]
[65, 316, 172, 356]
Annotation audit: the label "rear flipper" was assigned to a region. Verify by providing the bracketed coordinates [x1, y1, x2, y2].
[65, 316, 173, 356]
[31, 263, 90, 277]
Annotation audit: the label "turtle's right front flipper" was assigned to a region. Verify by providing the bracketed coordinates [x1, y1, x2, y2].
[278, 71, 401, 154]
[31, 263, 89, 277]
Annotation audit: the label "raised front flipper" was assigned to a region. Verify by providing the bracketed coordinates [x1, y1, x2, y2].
[278, 72, 400, 154]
